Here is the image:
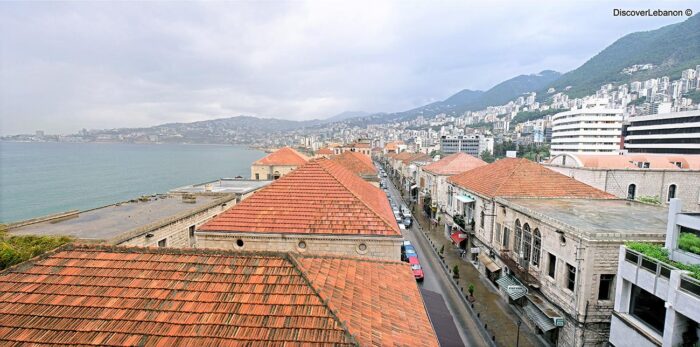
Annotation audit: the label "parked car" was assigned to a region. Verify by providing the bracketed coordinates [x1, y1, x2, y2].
[408, 256, 424, 281]
[401, 240, 412, 254]
[402, 245, 417, 262]
[403, 214, 413, 228]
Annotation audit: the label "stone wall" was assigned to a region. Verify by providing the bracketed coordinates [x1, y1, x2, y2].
[196, 232, 403, 261]
[546, 165, 700, 212]
[250, 164, 298, 180]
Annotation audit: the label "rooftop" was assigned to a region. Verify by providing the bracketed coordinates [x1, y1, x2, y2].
[448, 158, 615, 199]
[8, 194, 232, 243]
[329, 151, 378, 177]
[502, 198, 668, 239]
[198, 158, 400, 236]
[423, 152, 487, 175]
[547, 153, 700, 170]
[315, 147, 334, 155]
[171, 179, 271, 195]
[252, 147, 309, 166]
[0, 244, 438, 346]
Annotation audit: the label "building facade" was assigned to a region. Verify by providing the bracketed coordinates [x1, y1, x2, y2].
[609, 199, 700, 347]
[624, 110, 700, 154]
[551, 99, 624, 155]
[250, 147, 309, 180]
[440, 134, 493, 156]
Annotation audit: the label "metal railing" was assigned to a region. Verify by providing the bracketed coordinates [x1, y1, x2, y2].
[624, 248, 700, 299]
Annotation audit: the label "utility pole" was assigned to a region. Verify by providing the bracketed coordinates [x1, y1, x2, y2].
[516, 319, 522, 347]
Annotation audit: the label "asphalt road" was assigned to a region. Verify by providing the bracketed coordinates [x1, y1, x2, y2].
[382, 171, 489, 347]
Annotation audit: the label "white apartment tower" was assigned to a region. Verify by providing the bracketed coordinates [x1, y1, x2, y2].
[550, 99, 624, 155]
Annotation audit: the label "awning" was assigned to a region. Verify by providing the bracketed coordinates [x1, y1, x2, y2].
[524, 303, 557, 332]
[478, 253, 501, 272]
[410, 184, 418, 190]
[455, 195, 475, 203]
[496, 276, 528, 300]
[450, 232, 467, 245]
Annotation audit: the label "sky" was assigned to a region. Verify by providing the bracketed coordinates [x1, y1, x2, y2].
[0, 1, 697, 135]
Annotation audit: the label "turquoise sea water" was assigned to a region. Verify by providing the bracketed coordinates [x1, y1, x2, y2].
[0, 142, 265, 223]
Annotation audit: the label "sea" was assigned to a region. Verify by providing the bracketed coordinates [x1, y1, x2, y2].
[0, 142, 266, 223]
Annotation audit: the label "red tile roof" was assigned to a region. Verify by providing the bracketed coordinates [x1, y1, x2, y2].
[253, 147, 309, 166]
[330, 151, 378, 177]
[392, 151, 429, 165]
[549, 153, 700, 170]
[295, 255, 439, 347]
[316, 147, 334, 155]
[199, 158, 400, 236]
[423, 152, 487, 175]
[0, 245, 437, 346]
[448, 158, 615, 199]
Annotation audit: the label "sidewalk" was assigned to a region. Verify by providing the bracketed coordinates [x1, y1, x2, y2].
[413, 203, 542, 347]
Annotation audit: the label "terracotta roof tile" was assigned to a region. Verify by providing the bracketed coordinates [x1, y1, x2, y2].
[0, 245, 437, 346]
[549, 153, 700, 170]
[316, 148, 334, 155]
[330, 151, 378, 177]
[447, 158, 615, 199]
[199, 158, 400, 236]
[423, 152, 487, 175]
[294, 254, 439, 347]
[253, 147, 309, 166]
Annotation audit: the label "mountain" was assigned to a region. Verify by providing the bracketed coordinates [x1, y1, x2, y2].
[325, 111, 371, 122]
[442, 89, 484, 106]
[542, 14, 700, 98]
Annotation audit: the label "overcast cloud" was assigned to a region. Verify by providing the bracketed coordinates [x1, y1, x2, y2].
[0, 0, 696, 135]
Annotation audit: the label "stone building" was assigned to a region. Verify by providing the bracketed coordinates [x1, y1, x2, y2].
[197, 158, 403, 261]
[490, 198, 667, 347]
[546, 153, 700, 212]
[7, 193, 235, 248]
[419, 152, 486, 212]
[250, 146, 309, 180]
[0, 244, 438, 346]
[333, 139, 372, 156]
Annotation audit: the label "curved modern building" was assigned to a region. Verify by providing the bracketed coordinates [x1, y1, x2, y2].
[550, 99, 624, 155]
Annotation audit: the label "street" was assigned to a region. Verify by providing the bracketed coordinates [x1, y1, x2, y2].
[383, 172, 490, 347]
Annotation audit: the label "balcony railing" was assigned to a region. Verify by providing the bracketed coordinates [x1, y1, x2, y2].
[500, 250, 540, 288]
[624, 248, 700, 299]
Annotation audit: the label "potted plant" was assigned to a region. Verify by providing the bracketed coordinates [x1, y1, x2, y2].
[452, 265, 460, 279]
[468, 283, 476, 302]
[439, 245, 445, 259]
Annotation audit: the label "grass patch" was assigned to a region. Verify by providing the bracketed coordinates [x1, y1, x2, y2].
[0, 225, 72, 270]
[679, 232, 700, 256]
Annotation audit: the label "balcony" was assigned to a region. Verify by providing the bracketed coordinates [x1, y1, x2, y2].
[500, 249, 540, 288]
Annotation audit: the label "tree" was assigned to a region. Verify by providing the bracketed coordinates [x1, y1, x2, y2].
[493, 140, 516, 159]
[480, 149, 495, 163]
[453, 265, 460, 279]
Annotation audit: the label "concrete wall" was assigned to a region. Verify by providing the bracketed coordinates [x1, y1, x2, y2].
[546, 165, 700, 212]
[196, 232, 403, 261]
[250, 164, 299, 180]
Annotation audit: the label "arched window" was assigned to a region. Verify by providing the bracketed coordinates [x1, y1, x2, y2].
[273, 171, 281, 180]
[627, 184, 636, 200]
[668, 184, 677, 201]
[480, 211, 485, 229]
[522, 223, 532, 262]
[514, 220, 522, 254]
[532, 229, 541, 266]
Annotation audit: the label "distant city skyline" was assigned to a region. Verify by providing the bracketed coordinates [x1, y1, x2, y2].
[0, 0, 696, 135]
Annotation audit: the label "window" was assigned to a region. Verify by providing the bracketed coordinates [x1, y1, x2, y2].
[447, 186, 453, 207]
[598, 274, 615, 300]
[630, 284, 666, 334]
[158, 239, 167, 247]
[480, 211, 485, 229]
[189, 225, 195, 240]
[236, 239, 244, 247]
[503, 227, 510, 248]
[255, 173, 260, 180]
[667, 184, 677, 201]
[627, 184, 636, 200]
[532, 229, 541, 266]
[566, 263, 576, 291]
[495, 223, 502, 245]
[514, 220, 522, 254]
[548, 253, 556, 278]
[522, 223, 532, 261]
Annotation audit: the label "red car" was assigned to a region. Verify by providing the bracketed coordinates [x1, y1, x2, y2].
[408, 256, 424, 281]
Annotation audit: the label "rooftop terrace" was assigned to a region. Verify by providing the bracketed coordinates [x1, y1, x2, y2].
[8, 194, 232, 242]
[502, 198, 668, 240]
[171, 178, 271, 195]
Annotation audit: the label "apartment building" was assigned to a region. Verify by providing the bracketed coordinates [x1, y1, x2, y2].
[624, 110, 700, 154]
[550, 99, 624, 155]
[610, 199, 700, 347]
[440, 134, 493, 156]
[546, 153, 700, 212]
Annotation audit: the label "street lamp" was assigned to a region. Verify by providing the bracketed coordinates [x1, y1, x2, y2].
[516, 319, 522, 347]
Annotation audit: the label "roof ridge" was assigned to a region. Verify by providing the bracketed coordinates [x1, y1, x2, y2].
[287, 253, 358, 345]
[294, 252, 408, 265]
[317, 159, 399, 235]
[492, 158, 522, 196]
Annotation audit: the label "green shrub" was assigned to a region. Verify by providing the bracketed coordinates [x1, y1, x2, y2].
[679, 233, 700, 255]
[0, 231, 72, 270]
[626, 242, 700, 280]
